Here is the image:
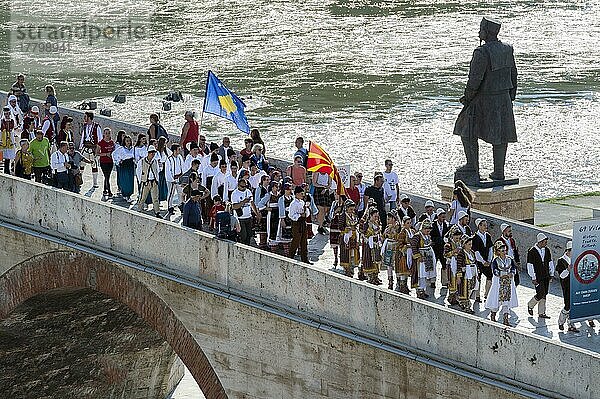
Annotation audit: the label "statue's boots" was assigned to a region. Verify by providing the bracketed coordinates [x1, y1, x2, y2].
[388, 277, 394, 290]
[489, 143, 508, 180]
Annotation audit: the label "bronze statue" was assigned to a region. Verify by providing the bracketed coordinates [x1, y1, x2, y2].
[454, 17, 518, 186]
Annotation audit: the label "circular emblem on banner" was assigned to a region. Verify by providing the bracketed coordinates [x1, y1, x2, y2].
[573, 250, 600, 284]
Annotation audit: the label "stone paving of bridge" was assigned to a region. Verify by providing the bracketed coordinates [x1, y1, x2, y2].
[76, 167, 599, 354]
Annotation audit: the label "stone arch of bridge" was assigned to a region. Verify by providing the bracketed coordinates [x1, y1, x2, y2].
[0, 250, 227, 399]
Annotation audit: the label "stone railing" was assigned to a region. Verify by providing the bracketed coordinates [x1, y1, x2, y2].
[0, 173, 597, 399]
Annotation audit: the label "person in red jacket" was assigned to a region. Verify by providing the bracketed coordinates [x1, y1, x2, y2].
[97, 128, 115, 198]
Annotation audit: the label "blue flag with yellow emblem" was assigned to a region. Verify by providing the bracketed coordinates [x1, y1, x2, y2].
[203, 70, 250, 134]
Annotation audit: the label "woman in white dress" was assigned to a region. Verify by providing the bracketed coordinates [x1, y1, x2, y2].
[485, 240, 519, 326]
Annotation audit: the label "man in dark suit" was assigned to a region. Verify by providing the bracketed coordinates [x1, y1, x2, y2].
[430, 208, 450, 287]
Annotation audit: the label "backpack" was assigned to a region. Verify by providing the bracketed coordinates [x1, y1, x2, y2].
[216, 211, 233, 239]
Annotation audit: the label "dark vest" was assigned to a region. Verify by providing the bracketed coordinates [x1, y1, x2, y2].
[527, 246, 552, 280]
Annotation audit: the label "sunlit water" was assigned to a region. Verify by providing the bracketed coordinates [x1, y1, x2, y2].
[3, 1, 600, 199]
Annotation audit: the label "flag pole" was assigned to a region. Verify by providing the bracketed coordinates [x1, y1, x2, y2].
[198, 71, 211, 143]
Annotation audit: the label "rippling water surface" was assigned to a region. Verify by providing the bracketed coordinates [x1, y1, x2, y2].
[2, 1, 600, 198]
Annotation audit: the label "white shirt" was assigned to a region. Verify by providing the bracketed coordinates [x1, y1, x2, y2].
[184, 153, 204, 174]
[79, 122, 103, 149]
[50, 150, 70, 172]
[289, 197, 310, 221]
[165, 154, 184, 182]
[526, 245, 555, 280]
[223, 173, 239, 202]
[475, 231, 492, 263]
[231, 188, 253, 219]
[133, 145, 147, 163]
[211, 171, 227, 200]
[249, 170, 267, 190]
[356, 182, 367, 211]
[202, 164, 219, 188]
[383, 171, 399, 202]
[42, 118, 56, 137]
[500, 235, 515, 261]
[113, 146, 135, 165]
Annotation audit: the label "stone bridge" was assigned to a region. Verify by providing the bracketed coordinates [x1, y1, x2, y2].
[0, 174, 598, 399]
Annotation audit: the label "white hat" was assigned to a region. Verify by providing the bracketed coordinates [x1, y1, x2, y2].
[147, 145, 157, 153]
[566, 240, 573, 250]
[49, 105, 58, 114]
[436, 207, 446, 216]
[425, 200, 434, 208]
[457, 210, 468, 220]
[400, 194, 409, 202]
[8, 94, 17, 102]
[475, 218, 486, 227]
[500, 223, 510, 233]
[536, 232, 548, 243]
[31, 105, 39, 113]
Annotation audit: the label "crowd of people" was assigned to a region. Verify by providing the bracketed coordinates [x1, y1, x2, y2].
[2, 74, 595, 332]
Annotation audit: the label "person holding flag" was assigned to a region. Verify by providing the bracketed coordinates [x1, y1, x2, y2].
[306, 141, 347, 234]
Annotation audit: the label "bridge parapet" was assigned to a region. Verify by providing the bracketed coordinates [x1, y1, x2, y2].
[0, 174, 597, 399]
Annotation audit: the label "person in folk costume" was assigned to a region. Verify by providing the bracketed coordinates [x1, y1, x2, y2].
[339, 199, 360, 277]
[328, 194, 345, 269]
[265, 181, 281, 252]
[155, 136, 171, 202]
[165, 143, 185, 215]
[7, 95, 24, 129]
[254, 174, 272, 250]
[410, 219, 437, 298]
[418, 200, 437, 223]
[397, 194, 417, 226]
[497, 223, 521, 268]
[113, 135, 136, 202]
[288, 185, 311, 264]
[14, 138, 33, 179]
[394, 215, 416, 294]
[430, 208, 450, 287]
[79, 111, 103, 188]
[136, 145, 161, 218]
[485, 240, 519, 326]
[357, 199, 376, 280]
[382, 211, 401, 289]
[555, 241, 580, 332]
[303, 182, 319, 239]
[526, 233, 554, 319]
[28, 106, 42, 133]
[277, 183, 295, 256]
[472, 218, 494, 302]
[456, 234, 479, 313]
[453, 210, 472, 236]
[361, 207, 383, 285]
[1, 107, 16, 173]
[444, 226, 464, 306]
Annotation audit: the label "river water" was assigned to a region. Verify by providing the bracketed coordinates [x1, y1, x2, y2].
[3, 1, 600, 199]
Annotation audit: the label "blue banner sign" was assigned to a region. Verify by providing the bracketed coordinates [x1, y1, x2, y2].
[570, 219, 600, 322]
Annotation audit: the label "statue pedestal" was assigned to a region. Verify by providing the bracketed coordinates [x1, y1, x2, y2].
[438, 180, 538, 224]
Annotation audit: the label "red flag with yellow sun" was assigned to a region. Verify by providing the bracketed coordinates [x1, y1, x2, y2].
[307, 141, 346, 196]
